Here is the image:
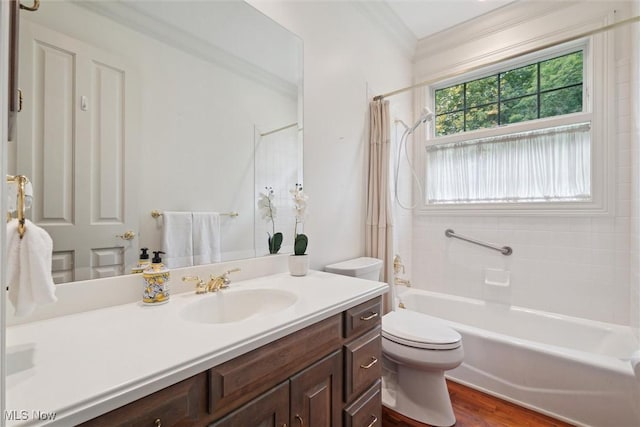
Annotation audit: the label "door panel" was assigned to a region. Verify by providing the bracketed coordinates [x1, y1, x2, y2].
[18, 21, 138, 282]
[32, 39, 75, 225]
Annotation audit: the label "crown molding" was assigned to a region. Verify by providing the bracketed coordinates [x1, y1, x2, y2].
[413, 0, 630, 82]
[354, 0, 417, 60]
[73, 1, 298, 99]
[414, 0, 578, 61]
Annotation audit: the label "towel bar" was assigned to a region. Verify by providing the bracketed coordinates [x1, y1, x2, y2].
[151, 210, 238, 218]
[445, 228, 513, 256]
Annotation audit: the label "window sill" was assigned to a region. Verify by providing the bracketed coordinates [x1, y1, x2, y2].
[417, 199, 613, 217]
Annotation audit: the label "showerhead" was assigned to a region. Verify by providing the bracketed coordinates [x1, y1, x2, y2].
[408, 108, 434, 133]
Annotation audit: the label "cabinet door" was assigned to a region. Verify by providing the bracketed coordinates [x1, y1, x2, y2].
[211, 381, 289, 427]
[290, 350, 343, 427]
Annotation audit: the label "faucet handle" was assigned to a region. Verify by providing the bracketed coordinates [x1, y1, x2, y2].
[393, 255, 405, 274]
[213, 268, 241, 290]
[182, 276, 207, 294]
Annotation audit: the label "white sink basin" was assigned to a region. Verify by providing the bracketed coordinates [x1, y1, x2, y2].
[180, 289, 298, 324]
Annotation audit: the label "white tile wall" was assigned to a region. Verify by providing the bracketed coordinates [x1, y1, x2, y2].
[631, 0, 640, 339]
[409, 43, 636, 326]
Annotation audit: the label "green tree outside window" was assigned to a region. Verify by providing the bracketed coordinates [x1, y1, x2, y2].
[435, 51, 583, 136]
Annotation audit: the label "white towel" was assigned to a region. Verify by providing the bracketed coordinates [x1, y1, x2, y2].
[161, 212, 193, 268]
[7, 219, 57, 317]
[192, 212, 221, 265]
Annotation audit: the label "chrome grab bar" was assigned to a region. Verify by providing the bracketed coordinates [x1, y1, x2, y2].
[445, 229, 513, 256]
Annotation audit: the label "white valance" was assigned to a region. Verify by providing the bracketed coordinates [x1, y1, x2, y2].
[425, 122, 591, 204]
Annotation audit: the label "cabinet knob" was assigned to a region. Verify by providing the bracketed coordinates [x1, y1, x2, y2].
[360, 357, 378, 369]
[154, 419, 161, 427]
[366, 415, 378, 427]
[295, 414, 304, 425]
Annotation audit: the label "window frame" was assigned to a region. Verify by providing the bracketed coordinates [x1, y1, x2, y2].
[417, 36, 615, 216]
[433, 50, 585, 136]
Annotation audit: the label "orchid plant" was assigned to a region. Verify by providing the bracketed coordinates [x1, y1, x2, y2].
[257, 186, 282, 254]
[290, 183, 308, 255]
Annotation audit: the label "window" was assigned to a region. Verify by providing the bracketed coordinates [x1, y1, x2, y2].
[422, 40, 611, 213]
[434, 51, 584, 136]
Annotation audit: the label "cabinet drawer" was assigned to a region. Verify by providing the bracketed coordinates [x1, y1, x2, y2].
[209, 381, 289, 427]
[209, 314, 342, 419]
[344, 297, 381, 339]
[344, 327, 382, 403]
[80, 372, 207, 427]
[343, 380, 381, 427]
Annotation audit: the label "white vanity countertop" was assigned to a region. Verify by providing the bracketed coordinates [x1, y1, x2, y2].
[5, 271, 388, 426]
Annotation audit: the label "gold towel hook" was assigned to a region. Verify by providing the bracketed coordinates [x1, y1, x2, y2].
[6, 175, 28, 239]
[19, 0, 40, 12]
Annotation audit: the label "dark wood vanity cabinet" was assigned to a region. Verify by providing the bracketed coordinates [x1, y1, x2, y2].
[82, 296, 383, 427]
[79, 373, 208, 427]
[341, 298, 383, 427]
[209, 381, 290, 427]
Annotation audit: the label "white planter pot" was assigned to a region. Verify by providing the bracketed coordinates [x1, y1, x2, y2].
[288, 254, 309, 276]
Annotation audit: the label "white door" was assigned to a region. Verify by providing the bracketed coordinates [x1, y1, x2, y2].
[17, 21, 139, 283]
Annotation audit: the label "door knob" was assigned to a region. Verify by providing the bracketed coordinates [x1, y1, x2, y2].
[116, 230, 136, 240]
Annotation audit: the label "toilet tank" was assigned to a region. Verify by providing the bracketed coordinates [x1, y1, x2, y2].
[325, 257, 383, 281]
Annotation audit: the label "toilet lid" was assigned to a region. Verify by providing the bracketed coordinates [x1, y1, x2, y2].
[382, 310, 461, 350]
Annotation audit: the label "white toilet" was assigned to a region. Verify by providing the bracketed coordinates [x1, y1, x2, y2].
[325, 257, 464, 427]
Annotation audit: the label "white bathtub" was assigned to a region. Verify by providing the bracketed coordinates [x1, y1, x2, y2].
[397, 289, 640, 427]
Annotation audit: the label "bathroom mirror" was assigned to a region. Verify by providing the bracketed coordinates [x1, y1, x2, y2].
[10, 0, 303, 283]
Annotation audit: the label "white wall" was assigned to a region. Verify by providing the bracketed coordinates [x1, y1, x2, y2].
[248, 1, 415, 270]
[16, 2, 298, 264]
[410, 1, 636, 325]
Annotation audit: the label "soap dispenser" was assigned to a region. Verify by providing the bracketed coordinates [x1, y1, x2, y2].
[131, 247, 151, 274]
[142, 251, 170, 305]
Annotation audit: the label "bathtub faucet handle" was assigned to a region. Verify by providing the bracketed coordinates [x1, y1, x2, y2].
[393, 255, 405, 274]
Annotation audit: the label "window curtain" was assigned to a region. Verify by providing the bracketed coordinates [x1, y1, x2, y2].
[365, 100, 394, 312]
[426, 122, 591, 204]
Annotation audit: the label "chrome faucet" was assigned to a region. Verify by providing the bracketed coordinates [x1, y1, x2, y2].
[182, 268, 241, 294]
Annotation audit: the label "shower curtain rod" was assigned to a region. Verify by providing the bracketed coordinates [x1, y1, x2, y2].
[260, 122, 300, 137]
[373, 15, 640, 101]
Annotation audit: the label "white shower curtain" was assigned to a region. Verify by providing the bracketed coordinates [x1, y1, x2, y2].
[366, 100, 394, 312]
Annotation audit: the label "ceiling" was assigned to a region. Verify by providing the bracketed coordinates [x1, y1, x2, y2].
[385, 0, 518, 40]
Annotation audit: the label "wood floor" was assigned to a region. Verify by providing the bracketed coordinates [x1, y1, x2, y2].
[381, 380, 574, 427]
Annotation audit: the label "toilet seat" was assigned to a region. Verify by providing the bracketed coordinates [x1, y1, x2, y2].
[382, 310, 461, 350]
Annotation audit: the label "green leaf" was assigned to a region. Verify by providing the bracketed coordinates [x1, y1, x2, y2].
[269, 232, 283, 254]
[294, 234, 308, 255]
